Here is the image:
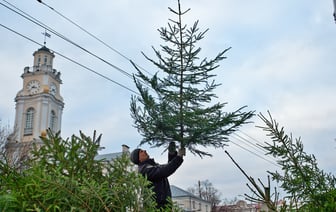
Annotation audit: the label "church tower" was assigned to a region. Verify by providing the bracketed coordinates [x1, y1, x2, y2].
[6, 46, 64, 165]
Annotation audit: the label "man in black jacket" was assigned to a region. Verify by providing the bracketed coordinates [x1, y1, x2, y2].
[130, 142, 184, 209]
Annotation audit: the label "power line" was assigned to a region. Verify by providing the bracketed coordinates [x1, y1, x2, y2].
[0, 23, 140, 95]
[230, 133, 268, 159]
[36, 0, 153, 77]
[0, 0, 186, 96]
[229, 137, 281, 168]
[232, 132, 267, 154]
[238, 129, 267, 150]
[1, 0, 155, 93]
[231, 130, 280, 168]
[0, 0, 138, 83]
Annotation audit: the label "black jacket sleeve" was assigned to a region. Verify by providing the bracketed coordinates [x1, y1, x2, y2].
[140, 156, 183, 182]
[168, 151, 178, 162]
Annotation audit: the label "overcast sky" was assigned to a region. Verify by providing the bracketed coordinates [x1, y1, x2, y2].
[1, 0, 335, 201]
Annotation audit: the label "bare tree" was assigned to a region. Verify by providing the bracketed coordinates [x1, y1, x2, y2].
[0, 119, 11, 161]
[188, 179, 222, 207]
[0, 121, 32, 170]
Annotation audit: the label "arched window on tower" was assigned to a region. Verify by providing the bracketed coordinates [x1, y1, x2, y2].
[49, 110, 56, 132]
[37, 56, 41, 66]
[44, 55, 48, 65]
[24, 107, 34, 135]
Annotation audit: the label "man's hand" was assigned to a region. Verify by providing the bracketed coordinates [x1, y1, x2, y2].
[168, 142, 176, 153]
[178, 147, 186, 157]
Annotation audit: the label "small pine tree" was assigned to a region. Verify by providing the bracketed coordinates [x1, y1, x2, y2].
[131, 0, 254, 157]
[0, 130, 159, 211]
[258, 111, 336, 210]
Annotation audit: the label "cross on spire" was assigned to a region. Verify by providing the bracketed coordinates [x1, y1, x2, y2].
[42, 29, 51, 46]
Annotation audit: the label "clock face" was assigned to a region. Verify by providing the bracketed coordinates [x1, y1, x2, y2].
[27, 80, 41, 94]
[50, 83, 57, 95]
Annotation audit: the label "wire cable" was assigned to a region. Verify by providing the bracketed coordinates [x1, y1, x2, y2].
[1, 0, 154, 92]
[36, 0, 153, 77]
[231, 130, 275, 167]
[229, 138, 281, 168]
[1, 0, 140, 83]
[0, 23, 140, 95]
[232, 132, 267, 154]
[230, 132, 279, 166]
[237, 129, 267, 150]
[0, 0, 195, 96]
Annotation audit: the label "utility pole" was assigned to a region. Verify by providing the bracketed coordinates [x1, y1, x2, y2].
[198, 180, 202, 198]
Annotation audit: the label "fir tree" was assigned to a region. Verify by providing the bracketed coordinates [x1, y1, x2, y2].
[0, 130, 160, 211]
[258, 112, 336, 210]
[130, 0, 254, 157]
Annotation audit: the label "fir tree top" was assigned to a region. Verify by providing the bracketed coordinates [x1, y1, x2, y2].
[130, 0, 254, 157]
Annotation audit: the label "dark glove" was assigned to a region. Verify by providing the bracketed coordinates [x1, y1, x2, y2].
[168, 142, 176, 153]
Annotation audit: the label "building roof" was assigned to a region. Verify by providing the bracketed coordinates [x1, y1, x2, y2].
[171, 185, 208, 203]
[38, 46, 51, 52]
[94, 145, 130, 161]
[33, 46, 54, 56]
[94, 152, 123, 161]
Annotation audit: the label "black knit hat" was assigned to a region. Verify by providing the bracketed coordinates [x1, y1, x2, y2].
[130, 148, 141, 165]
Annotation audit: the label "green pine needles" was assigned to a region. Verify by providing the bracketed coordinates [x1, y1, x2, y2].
[0, 130, 161, 211]
[258, 112, 336, 210]
[130, 0, 254, 157]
